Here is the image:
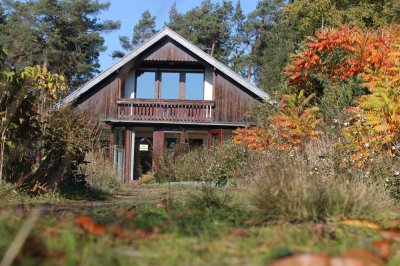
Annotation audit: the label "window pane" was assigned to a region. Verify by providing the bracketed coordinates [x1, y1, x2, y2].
[161, 72, 180, 99]
[136, 71, 155, 99]
[185, 73, 204, 100]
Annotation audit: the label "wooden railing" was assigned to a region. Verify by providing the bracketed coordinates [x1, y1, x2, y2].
[116, 99, 215, 122]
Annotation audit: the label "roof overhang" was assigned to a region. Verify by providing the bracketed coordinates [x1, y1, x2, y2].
[63, 27, 271, 105]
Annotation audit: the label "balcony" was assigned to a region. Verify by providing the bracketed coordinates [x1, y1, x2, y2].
[116, 99, 215, 122]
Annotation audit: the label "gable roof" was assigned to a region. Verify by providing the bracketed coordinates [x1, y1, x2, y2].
[63, 27, 271, 104]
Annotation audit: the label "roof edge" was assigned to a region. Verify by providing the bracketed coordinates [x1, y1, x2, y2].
[62, 27, 271, 105]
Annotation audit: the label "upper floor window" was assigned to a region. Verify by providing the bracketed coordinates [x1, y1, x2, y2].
[136, 71, 156, 99]
[132, 69, 208, 100]
[185, 72, 204, 100]
[161, 72, 180, 99]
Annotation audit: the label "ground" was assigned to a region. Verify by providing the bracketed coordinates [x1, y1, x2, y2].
[0, 184, 399, 266]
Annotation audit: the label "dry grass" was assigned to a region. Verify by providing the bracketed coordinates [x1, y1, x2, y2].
[80, 148, 122, 194]
[252, 139, 394, 222]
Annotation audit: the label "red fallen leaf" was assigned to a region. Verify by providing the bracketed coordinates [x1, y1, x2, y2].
[230, 228, 247, 238]
[340, 248, 385, 266]
[379, 228, 400, 240]
[74, 215, 106, 236]
[270, 254, 331, 266]
[372, 239, 393, 259]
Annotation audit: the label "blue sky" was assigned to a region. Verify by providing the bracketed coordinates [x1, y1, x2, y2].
[98, 0, 258, 70]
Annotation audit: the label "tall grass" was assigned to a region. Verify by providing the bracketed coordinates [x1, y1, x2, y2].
[80, 148, 122, 195]
[252, 140, 393, 222]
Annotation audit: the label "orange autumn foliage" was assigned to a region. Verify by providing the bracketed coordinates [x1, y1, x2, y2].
[341, 40, 400, 166]
[232, 126, 275, 151]
[285, 25, 400, 92]
[232, 91, 321, 151]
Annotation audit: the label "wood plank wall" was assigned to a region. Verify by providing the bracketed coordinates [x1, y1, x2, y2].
[76, 75, 120, 120]
[214, 73, 258, 123]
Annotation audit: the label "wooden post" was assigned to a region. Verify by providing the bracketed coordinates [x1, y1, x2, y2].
[108, 128, 114, 160]
[152, 130, 165, 169]
[124, 128, 132, 183]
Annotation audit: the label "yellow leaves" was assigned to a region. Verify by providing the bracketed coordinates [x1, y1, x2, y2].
[21, 65, 67, 100]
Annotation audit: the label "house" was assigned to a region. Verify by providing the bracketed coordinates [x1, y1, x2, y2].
[63, 27, 270, 182]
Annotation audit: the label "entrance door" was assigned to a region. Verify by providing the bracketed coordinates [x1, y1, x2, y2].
[207, 129, 223, 148]
[134, 137, 153, 179]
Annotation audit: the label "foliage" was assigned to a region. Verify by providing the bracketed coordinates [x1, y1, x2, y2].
[79, 148, 122, 195]
[167, 0, 234, 64]
[232, 126, 275, 151]
[339, 40, 400, 167]
[285, 25, 399, 94]
[233, 90, 321, 151]
[0, 0, 120, 89]
[268, 90, 322, 150]
[112, 10, 157, 58]
[0, 48, 101, 190]
[252, 145, 393, 222]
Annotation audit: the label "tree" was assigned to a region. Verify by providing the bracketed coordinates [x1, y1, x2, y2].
[232, 90, 321, 151]
[0, 0, 120, 89]
[243, 0, 286, 89]
[112, 10, 157, 58]
[166, 0, 234, 64]
[341, 40, 400, 167]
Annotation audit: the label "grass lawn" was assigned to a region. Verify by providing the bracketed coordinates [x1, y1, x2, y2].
[0, 185, 399, 266]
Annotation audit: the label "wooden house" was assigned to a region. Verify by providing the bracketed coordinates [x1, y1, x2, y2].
[63, 27, 270, 182]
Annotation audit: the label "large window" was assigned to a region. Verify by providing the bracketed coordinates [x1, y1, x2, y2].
[161, 72, 180, 99]
[134, 70, 207, 100]
[185, 72, 204, 100]
[136, 71, 156, 99]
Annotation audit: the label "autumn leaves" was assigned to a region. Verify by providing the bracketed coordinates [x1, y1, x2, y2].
[233, 25, 400, 168]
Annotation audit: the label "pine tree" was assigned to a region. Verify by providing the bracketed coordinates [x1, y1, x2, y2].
[112, 10, 157, 59]
[166, 0, 234, 64]
[0, 0, 120, 89]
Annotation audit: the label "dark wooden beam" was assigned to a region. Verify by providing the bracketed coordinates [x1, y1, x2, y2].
[152, 130, 165, 170]
[124, 128, 132, 183]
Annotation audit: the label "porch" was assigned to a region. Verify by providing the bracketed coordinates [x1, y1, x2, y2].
[109, 127, 226, 182]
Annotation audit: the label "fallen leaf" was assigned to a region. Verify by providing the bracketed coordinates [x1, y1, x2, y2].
[340, 219, 379, 229]
[270, 254, 331, 266]
[341, 248, 385, 266]
[229, 228, 247, 238]
[379, 228, 400, 240]
[74, 215, 106, 236]
[372, 239, 393, 259]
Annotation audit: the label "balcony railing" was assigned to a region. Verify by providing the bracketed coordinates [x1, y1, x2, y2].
[116, 99, 215, 122]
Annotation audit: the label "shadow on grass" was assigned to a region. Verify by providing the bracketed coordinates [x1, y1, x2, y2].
[57, 174, 114, 201]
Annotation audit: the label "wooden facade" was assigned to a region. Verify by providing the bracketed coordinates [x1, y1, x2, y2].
[66, 27, 269, 182]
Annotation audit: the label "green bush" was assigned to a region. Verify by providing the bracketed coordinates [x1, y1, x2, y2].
[156, 142, 261, 185]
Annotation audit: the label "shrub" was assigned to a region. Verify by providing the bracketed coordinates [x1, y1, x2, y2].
[79, 148, 122, 195]
[172, 143, 258, 185]
[252, 143, 393, 222]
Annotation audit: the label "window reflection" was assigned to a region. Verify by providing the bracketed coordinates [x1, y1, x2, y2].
[136, 71, 156, 99]
[161, 72, 180, 99]
[185, 73, 204, 100]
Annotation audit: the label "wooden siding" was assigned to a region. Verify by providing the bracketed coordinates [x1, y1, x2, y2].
[140, 38, 198, 62]
[76, 75, 119, 120]
[214, 73, 258, 123]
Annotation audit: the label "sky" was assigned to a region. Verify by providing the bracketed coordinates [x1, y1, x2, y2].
[97, 0, 259, 70]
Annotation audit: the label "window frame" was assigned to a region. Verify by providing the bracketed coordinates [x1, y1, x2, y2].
[133, 68, 206, 100]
